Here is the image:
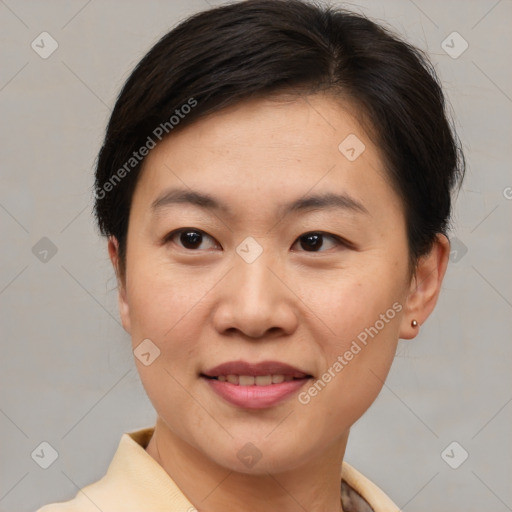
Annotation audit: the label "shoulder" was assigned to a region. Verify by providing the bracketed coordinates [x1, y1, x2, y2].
[33, 474, 113, 512]
[34, 428, 155, 512]
[36, 503, 80, 512]
[34, 427, 195, 512]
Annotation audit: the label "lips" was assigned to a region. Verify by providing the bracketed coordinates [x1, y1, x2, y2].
[200, 360, 313, 409]
[201, 360, 312, 380]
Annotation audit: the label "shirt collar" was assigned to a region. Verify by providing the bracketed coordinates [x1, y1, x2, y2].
[94, 427, 399, 512]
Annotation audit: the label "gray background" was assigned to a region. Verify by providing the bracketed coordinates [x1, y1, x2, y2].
[1, 0, 511, 510]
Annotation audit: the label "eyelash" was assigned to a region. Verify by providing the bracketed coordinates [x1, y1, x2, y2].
[163, 228, 352, 253]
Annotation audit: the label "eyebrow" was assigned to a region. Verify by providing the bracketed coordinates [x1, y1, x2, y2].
[150, 187, 369, 217]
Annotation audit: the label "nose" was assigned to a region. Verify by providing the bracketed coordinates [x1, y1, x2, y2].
[212, 250, 299, 340]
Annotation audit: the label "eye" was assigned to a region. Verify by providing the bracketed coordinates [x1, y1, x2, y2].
[164, 229, 349, 253]
[164, 228, 220, 251]
[291, 231, 347, 252]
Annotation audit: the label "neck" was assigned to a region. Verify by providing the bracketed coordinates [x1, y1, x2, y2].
[145, 416, 348, 512]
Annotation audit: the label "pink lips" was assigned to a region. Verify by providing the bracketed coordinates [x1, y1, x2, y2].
[201, 360, 312, 409]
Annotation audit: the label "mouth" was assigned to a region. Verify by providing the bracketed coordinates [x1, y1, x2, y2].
[201, 374, 309, 385]
[202, 359, 311, 376]
[200, 360, 313, 409]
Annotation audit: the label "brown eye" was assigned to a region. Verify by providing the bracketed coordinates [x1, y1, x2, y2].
[180, 230, 203, 249]
[293, 232, 343, 252]
[165, 228, 220, 250]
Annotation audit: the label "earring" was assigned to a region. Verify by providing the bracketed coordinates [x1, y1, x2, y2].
[411, 319, 418, 328]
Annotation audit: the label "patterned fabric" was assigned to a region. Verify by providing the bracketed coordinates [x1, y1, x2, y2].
[342, 479, 375, 512]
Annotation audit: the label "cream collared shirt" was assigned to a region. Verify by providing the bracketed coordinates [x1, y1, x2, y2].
[36, 427, 399, 512]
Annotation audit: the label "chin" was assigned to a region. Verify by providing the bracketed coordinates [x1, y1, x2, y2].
[203, 437, 313, 475]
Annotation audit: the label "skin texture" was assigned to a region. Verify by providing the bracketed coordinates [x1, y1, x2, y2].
[108, 93, 449, 512]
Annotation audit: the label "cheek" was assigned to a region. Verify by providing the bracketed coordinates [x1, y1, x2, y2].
[126, 264, 207, 418]
[121, 247, 209, 423]
[126, 254, 200, 328]
[298, 303, 400, 435]
[299, 269, 403, 398]
[300, 266, 403, 341]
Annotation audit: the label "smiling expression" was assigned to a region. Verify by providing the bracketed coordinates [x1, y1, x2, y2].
[112, 92, 416, 473]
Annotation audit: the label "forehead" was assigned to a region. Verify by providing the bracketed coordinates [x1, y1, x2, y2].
[132, 93, 399, 222]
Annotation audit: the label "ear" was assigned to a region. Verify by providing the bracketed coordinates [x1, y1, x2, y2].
[399, 233, 450, 340]
[107, 236, 131, 334]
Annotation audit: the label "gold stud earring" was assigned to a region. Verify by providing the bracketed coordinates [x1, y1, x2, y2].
[411, 319, 418, 328]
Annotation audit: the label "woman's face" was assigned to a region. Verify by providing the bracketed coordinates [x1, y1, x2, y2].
[114, 93, 419, 473]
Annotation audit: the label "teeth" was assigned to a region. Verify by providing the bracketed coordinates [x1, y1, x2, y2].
[255, 375, 272, 386]
[215, 374, 300, 386]
[226, 374, 239, 384]
[239, 375, 255, 386]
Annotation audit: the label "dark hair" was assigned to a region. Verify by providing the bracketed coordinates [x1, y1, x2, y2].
[93, 0, 465, 281]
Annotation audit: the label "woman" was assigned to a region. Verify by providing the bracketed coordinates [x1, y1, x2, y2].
[38, 0, 465, 510]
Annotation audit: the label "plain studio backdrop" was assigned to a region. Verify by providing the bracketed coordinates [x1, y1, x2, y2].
[0, 1, 511, 511]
